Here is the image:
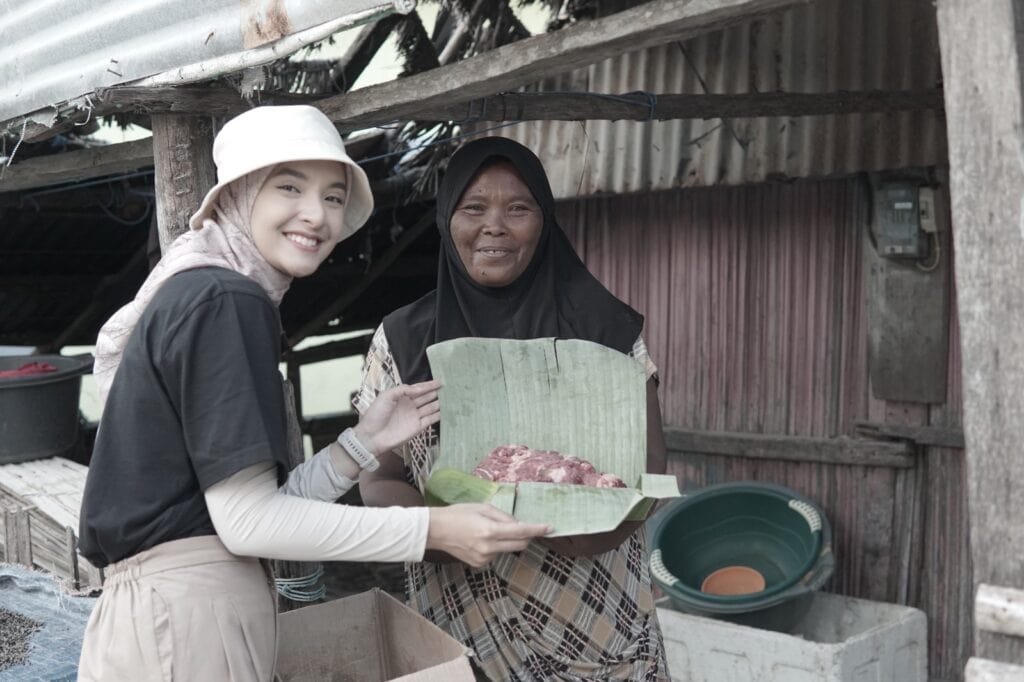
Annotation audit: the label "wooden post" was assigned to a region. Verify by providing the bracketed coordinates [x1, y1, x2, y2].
[936, 0, 1024, 668]
[65, 526, 81, 591]
[2, 507, 33, 567]
[966, 658, 1024, 682]
[151, 114, 216, 252]
[976, 584, 1024, 640]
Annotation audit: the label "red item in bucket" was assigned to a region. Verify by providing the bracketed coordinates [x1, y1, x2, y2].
[0, 361, 58, 379]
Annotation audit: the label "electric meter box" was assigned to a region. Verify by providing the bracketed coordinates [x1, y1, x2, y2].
[875, 182, 927, 258]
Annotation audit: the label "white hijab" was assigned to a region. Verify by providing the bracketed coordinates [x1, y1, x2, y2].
[93, 167, 290, 405]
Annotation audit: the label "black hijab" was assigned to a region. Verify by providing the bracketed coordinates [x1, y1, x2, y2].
[383, 137, 643, 383]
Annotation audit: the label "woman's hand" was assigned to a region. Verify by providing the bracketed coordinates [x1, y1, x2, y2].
[427, 504, 551, 568]
[354, 380, 441, 456]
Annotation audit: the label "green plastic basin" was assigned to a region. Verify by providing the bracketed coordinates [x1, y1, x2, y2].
[649, 481, 834, 632]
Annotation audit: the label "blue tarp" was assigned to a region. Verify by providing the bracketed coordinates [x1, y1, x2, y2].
[0, 564, 96, 681]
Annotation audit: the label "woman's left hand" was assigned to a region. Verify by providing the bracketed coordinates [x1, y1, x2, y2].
[355, 380, 442, 456]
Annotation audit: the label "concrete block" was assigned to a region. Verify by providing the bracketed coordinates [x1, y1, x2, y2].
[658, 591, 928, 682]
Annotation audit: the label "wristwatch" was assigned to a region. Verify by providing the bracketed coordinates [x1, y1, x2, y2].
[336, 427, 380, 472]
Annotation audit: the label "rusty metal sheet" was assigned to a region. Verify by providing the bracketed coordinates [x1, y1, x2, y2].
[500, 0, 945, 194]
[0, 0, 409, 126]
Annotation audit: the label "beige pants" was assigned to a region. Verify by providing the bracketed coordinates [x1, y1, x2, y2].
[78, 535, 277, 682]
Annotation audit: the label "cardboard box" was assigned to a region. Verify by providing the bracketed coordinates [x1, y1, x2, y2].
[276, 588, 474, 682]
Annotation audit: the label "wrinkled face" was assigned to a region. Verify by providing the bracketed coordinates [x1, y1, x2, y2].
[251, 160, 348, 278]
[450, 161, 544, 288]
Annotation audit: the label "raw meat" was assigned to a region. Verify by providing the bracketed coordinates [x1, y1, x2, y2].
[472, 444, 627, 488]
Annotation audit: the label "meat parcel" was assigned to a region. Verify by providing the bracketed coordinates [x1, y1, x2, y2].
[425, 337, 680, 535]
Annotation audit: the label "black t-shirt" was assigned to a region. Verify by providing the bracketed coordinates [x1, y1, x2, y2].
[79, 267, 290, 568]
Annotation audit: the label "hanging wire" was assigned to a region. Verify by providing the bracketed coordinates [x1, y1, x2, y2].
[95, 193, 153, 227]
[21, 170, 155, 201]
[274, 564, 326, 602]
[915, 232, 941, 272]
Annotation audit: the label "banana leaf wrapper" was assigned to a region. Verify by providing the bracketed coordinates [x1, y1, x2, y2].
[425, 338, 679, 536]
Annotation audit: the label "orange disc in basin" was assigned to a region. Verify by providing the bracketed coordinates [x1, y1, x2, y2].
[700, 565, 766, 596]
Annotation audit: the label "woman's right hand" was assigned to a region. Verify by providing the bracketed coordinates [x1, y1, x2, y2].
[426, 504, 551, 568]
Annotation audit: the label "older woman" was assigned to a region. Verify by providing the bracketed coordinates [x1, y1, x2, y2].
[357, 137, 669, 681]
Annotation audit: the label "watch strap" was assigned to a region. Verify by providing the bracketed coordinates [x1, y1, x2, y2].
[337, 427, 380, 472]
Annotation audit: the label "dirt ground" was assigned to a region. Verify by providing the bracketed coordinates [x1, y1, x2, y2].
[0, 607, 41, 672]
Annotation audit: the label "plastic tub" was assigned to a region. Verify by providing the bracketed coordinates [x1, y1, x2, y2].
[0, 355, 92, 464]
[649, 481, 835, 632]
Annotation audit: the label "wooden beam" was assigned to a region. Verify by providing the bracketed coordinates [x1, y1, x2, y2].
[151, 115, 216, 251]
[94, 86, 312, 118]
[287, 211, 436, 346]
[334, 13, 405, 92]
[414, 89, 944, 122]
[664, 427, 915, 468]
[23, 87, 944, 129]
[936, 0, 1024, 666]
[0, 132, 398, 200]
[2, 507, 33, 567]
[966, 658, 1024, 682]
[0, 138, 152, 193]
[855, 421, 965, 449]
[977, 584, 1024, 640]
[2, 87, 937, 194]
[65, 526, 81, 591]
[317, 0, 808, 130]
[392, 11, 441, 76]
[284, 333, 374, 366]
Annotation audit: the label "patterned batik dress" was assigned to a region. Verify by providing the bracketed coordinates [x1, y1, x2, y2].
[354, 325, 670, 682]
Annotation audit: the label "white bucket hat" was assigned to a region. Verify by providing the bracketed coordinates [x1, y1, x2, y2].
[188, 105, 374, 234]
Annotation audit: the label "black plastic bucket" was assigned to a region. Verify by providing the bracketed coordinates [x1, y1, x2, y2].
[0, 355, 92, 464]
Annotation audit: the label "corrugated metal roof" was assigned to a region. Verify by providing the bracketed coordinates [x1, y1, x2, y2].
[499, 0, 945, 194]
[0, 0, 409, 125]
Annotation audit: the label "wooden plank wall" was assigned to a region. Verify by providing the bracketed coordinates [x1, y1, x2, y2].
[557, 176, 970, 680]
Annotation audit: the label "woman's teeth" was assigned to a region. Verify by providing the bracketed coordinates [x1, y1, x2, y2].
[287, 234, 319, 248]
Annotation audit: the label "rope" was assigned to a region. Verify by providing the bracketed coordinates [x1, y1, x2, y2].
[274, 564, 326, 603]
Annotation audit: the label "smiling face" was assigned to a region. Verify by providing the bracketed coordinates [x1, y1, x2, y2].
[450, 161, 544, 288]
[250, 160, 348, 278]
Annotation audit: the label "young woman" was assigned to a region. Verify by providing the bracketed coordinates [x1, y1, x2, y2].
[357, 137, 670, 680]
[77, 107, 549, 681]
